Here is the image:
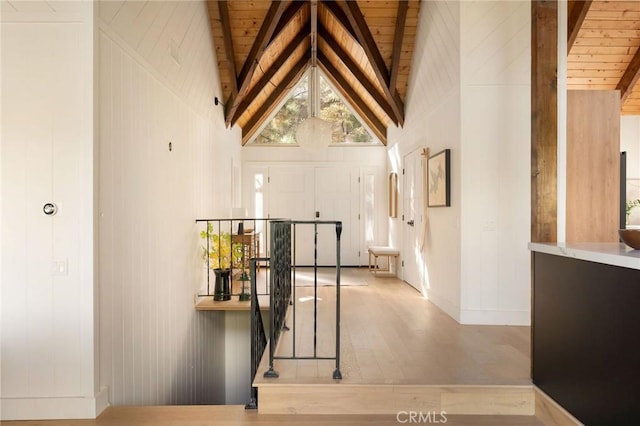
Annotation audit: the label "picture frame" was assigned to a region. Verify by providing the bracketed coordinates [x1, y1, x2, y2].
[427, 149, 451, 207]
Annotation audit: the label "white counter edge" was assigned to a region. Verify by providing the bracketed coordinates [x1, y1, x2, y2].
[528, 242, 640, 271]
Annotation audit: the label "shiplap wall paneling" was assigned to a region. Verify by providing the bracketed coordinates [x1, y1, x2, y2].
[98, 0, 218, 116]
[98, 31, 227, 405]
[388, 0, 462, 320]
[409, 0, 460, 114]
[97, 0, 239, 406]
[388, 0, 531, 325]
[459, 0, 531, 325]
[1, 2, 101, 420]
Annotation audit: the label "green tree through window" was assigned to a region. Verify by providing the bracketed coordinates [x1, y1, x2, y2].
[251, 71, 375, 145]
[319, 75, 372, 143]
[254, 75, 309, 145]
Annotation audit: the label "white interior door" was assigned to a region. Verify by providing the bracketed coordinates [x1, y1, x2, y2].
[266, 165, 361, 266]
[267, 167, 315, 263]
[402, 148, 425, 292]
[315, 167, 360, 266]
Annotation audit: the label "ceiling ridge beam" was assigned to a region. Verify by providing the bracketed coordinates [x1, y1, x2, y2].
[216, 1, 238, 98]
[341, 0, 404, 126]
[318, 25, 398, 125]
[617, 46, 640, 102]
[389, 0, 408, 98]
[567, 0, 592, 53]
[230, 30, 310, 127]
[318, 52, 387, 144]
[242, 53, 312, 145]
[226, 1, 288, 127]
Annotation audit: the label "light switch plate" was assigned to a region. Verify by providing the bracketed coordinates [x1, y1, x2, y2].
[52, 259, 68, 276]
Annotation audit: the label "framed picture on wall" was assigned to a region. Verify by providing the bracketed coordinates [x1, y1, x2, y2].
[427, 149, 451, 207]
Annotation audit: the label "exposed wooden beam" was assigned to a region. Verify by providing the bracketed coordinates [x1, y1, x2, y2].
[532, 0, 558, 243]
[242, 53, 311, 145]
[230, 30, 310, 127]
[269, 1, 306, 46]
[390, 0, 409, 97]
[226, 1, 288, 127]
[617, 47, 640, 102]
[318, 25, 398, 125]
[567, 0, 592, 53]
[320, 1, 357, 41]
[341, 0, 404, 126]
[217, 1, 238, 98]
[318, 52, 387, 144]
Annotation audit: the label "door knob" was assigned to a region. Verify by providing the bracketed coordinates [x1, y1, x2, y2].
[407, 219, 414, 226]
[43, 203, 58, 216]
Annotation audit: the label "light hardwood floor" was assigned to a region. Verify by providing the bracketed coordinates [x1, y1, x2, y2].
[256, 267, 530, 386]
[1, 405, 544, 425]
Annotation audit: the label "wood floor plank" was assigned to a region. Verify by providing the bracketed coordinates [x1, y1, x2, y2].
[0, 405, 546, 425]
[254, 267, 531, 386]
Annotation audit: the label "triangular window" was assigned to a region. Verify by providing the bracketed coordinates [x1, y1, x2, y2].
[252, 75, 309, 145]
[249, 69, 378, 146]
[318, 75, 373, 143]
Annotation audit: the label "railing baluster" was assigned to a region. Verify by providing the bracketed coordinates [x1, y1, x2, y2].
[334, 222, 342, 379]
[263, 220, 342, 380]
[246, 257, 267, 409]
[313, 222, 318, 359]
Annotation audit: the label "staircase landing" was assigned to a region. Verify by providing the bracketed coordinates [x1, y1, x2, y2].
[252, 269, 576, 423]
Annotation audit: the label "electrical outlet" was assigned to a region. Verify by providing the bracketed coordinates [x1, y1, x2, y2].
[52, 259, 68, 276]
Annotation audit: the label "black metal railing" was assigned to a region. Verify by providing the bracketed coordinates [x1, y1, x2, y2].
[195, 218, 272, 299]
[263, 220, 342, 381]
[202, 219, 343, 409]
[246, 257, 268, 410]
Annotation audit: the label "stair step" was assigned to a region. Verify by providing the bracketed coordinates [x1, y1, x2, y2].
[256, 384, 535, 415]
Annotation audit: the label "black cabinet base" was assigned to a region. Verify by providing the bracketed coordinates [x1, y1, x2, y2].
[533, 252, 640, 425]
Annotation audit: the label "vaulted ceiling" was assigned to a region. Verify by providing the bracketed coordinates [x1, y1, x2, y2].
[568, 0, 640, 114]
[206, 0, 420, 145]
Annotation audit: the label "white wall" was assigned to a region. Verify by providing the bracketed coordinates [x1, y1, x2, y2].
[388, 1, 531, 325]
[459, 1, 531, 325]
[1, 2, 105, 420]
[621, 116, 640, 179]
[621, 116, 640, 225]
[224, 312, 250, 405]
[97, 1, 239, 406]
[388, 0, 462, 321]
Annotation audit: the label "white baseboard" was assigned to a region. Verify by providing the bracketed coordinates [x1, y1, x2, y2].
[1, 387, 109, 421]
[424, 290, 461, 322]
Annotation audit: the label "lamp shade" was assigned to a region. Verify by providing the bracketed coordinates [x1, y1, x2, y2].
[296, 116, 332, 151]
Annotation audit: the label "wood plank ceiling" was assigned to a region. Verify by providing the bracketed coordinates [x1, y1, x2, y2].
[567, 0, 640, 114]
[206, 0, 420, 145]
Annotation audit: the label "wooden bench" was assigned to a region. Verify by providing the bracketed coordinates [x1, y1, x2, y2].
[368, 246, 400, 276]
